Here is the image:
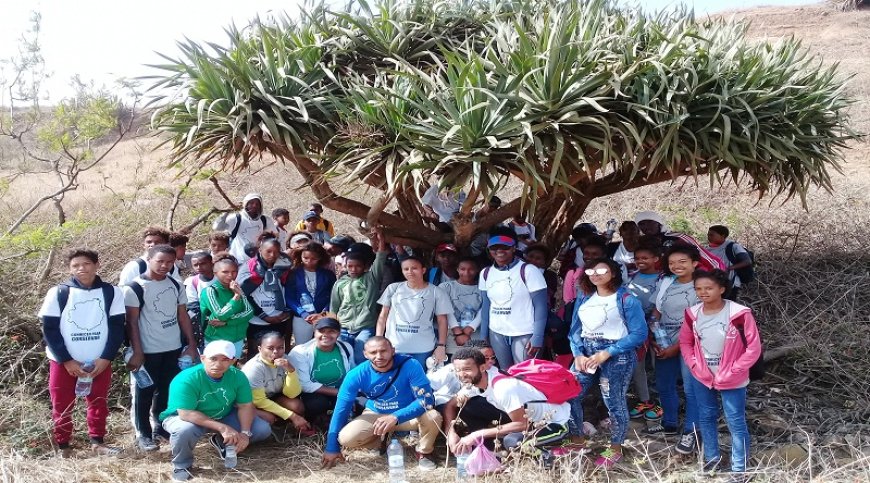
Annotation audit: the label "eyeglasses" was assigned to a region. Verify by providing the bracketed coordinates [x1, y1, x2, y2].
[488, 246, 513, 252]
[484, 356, 497, 361]
[584, 268, 609, 276]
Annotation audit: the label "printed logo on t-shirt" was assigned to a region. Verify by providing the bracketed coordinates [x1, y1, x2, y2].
[581, 298, 619, 338]
[488, 278, 514, 313]
[258, 288, 276, 310]
[198, 387, 230, 406]
[660, 288, 693, 331]
[369, 380, 400, 411]
[153, 286, 177, 318]
[312, 359, 343, 387]
[66, 298, 106, 341]
[393, 291, 427, 325]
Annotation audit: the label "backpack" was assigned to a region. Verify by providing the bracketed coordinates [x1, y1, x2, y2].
[481, 262, 529, 285]
[229, 213, 267, 241]
[427, 267, 443, 285]
[491, 359, 581, 404]
[736, 323, 766, 381]
[57, 282, 116, 318]
[725, 241, 756, 284]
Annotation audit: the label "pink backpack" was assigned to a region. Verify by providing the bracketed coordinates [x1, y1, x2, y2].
[492, 359, 581, 404]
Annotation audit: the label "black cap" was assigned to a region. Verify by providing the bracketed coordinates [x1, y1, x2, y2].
[314, 317, 341, 331]
[327, 235, 355, 251]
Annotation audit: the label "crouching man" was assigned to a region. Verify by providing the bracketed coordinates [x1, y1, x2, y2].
[160, 341, 271, 481]
[321, 337, 443, 471]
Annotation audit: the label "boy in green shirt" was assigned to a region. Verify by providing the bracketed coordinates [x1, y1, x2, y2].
[200, 254, 254, 358]
[160, 341, 271, 481]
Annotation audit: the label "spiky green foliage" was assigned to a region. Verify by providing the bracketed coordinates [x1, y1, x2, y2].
[149, 0, 857, 245]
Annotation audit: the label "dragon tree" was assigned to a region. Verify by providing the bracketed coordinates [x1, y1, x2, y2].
[149, 0, 857, 250]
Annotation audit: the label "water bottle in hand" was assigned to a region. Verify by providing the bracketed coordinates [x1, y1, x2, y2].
[178, 354, 194, 370]
[124, 348, 154, 389]
[74, 361, 95, 397]
[387, 438, 406, 483]
[301, 293, 316, 314]
[455, 452, 469, 482]
[224, 443, 238, 469]
[650, 316, 671, 348]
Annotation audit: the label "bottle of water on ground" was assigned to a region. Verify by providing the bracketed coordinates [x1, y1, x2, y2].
[74, 360, 95, 397]
[301, 293, 316, 314]
[224, 443, 238, 468]
[455, 451, 469, 482]
[387, 438, 407, 483]
[124, 347, 154, 388]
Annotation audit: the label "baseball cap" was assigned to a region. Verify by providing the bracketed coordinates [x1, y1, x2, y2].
[327, 235, 355, 251]
[203, 340, 236, 359]
[487, 235, 516, 248]
[314, 317, 341, 331]
[435, 243, 458, 253]
[303, 210, 320, 221]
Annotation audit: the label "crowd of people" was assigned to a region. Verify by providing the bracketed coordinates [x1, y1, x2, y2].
[38, 191, 761, 482]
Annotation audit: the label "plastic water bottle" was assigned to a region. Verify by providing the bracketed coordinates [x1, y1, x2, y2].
[124, 348, 154, 389]
[74, 361, 95, 397]
[178, 354, 194, 370]
[650, 316, 671, 348]
[224, 444, 237, 468]
[459, 307, 475, 327]
[455, 452, 469, 482]
[387, 439, 406, 483]
[426, 356, 444, 373]
[301, 293, 316, 314]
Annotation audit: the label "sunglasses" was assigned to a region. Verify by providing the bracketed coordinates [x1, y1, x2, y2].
[488, 245, 513, 252]
[484, 356, 497, 361]
[584, 267, 610, 276]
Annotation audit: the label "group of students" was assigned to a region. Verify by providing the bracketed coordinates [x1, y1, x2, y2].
[38, 192, 761, 483]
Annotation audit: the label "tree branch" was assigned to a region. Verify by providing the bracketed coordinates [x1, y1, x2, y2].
[166, 173, 196, 230]
[210, 176, 239, 209]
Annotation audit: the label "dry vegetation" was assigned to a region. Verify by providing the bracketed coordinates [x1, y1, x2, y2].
[0, 3, 868, 482]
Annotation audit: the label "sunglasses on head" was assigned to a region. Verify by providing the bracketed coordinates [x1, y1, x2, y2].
[584, 267, 609, 276]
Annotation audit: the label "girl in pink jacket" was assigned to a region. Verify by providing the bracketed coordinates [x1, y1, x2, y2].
[680, 270, 762, 480]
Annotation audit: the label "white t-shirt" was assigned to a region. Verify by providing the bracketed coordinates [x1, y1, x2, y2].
[427, 364, 462, 406]
[480, 262, 547, 336]
[577, 292, 628, 340]
[119, 256, 182, 286]
[183, 274, 212, 305]
[421, 185, 466, 223]
[438, 280, 483, 353]
[214, 211, 276, 263]
[123, 276, 187, 354]
[38, 284, 126, 362]
[612, 242, 635, 266]
[694, 304, 730, 375]
[483, 367, 570, 425]
[378, 282, 453, 354]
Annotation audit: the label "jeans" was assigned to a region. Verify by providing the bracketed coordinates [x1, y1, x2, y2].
[340, 327, 374, 365]
[568, 338, 636, 444]
[489, 332, 532, 368]
[655, 354, 698, 433]
[162, 409, 271, 470]
[693, 378, 750, 472]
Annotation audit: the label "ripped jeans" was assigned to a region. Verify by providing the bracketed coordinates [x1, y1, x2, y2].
[567, 338, 636, 444]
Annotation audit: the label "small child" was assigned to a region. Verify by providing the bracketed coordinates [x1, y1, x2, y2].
[39, 249, 126, 457]
[625, 244, 664, 422]
[272, 208, 291, 249]
[329, 229, 388, 363]
[207, 231, 230, 255]
[200, 253, 254, 358]
[183, 251, 214, 351]
[439, 257, 483, 356]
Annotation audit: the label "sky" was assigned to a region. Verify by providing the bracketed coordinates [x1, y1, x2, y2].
[0, 0, 820, 104]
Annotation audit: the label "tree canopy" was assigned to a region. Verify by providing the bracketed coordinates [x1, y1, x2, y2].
[149, 0, 858, 249]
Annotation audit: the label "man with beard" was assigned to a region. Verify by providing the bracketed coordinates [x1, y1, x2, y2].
[321, 337, 442, 471]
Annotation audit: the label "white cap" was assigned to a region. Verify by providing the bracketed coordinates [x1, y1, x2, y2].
[203, 340, 236, 359]
[242, 193, 262, 205]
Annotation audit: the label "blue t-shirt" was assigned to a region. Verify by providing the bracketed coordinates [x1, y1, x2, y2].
[325, 354, 434, 453]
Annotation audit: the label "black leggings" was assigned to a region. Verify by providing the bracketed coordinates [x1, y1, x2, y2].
[132, 348, 180, 438]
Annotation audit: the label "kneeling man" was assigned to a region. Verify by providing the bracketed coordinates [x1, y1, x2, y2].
[321, 337, 442, 471]
[160, 341, 271, 481]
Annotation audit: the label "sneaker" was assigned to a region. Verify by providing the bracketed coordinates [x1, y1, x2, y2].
[209, 434, 227, 460]
[630, 401, 655, 419]
[136, 436, 158, 452]
[643, 423, 678, 437]
[153, 428, 171, 444]
[675, 432, 697, 455]
[416, 452, 437, 471]
[643, 404, 664, 421]
[92, 444, 123, 457]
[699, 456, 722, 475]
[551, 440, 591, 456]
[594, 448, 622, 468]
[171, 467, 193, 482]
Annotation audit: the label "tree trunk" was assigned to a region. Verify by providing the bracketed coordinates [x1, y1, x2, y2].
[532, 193, 592, 254]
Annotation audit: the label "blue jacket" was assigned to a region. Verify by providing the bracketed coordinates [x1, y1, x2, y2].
[285, 268, 336, 319]
[325, 354, 434, 453]
[568, 287, 647, 357]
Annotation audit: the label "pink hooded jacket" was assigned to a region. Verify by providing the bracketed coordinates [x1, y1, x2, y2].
[680, 301, 762, 390]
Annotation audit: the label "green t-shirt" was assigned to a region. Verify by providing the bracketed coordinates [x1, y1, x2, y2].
[159, 365, 253, 421]
[311, 347, 346, 388]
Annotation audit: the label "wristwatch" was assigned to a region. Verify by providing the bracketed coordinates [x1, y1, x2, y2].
[435, 343, 446, 347]
[241, 430, 253, 437]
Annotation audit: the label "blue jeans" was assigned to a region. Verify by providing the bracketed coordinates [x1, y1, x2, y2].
[489, 332, 532, 368]
[655, 354, 698, 433]
[693, 378, 750, 472]
[341, 327, 374, 365]
[568, 338, 636, 444]
[398, 352, 431, 369]
[162, 409, 271, 470]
